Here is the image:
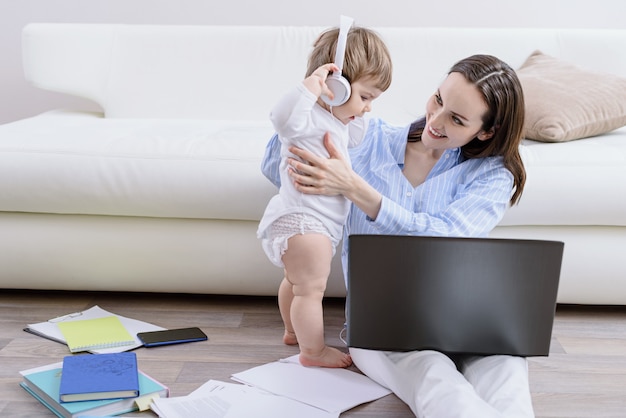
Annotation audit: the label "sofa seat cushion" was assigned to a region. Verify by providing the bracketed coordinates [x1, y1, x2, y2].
[501, 127, 626, 226]
[2, 110, 625, 227]
[0, 110, 277, 220]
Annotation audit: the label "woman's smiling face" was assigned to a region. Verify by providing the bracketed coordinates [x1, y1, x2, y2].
[422, 72, 494, 150]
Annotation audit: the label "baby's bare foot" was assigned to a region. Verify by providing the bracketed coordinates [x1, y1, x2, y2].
[299, 346, 352, 368]
[283, 330, 298, 345]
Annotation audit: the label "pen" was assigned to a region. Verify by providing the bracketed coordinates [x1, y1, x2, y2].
[48, 312, 83, 323]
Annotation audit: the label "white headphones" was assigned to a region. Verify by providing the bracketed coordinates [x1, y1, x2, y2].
[322, 15, 354, 107]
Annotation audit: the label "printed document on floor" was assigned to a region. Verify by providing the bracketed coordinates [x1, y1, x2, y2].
[151, 380, 338, 418]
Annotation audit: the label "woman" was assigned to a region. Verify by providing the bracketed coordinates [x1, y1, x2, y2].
[262, 54, 532, 417]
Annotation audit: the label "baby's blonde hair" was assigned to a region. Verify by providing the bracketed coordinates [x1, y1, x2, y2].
[306, 26, 393, 92]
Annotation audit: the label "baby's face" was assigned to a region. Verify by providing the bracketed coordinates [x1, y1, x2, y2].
[332, 77, 384, 125]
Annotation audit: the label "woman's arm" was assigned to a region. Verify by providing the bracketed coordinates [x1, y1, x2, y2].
[287, 132, 383, 220]
[261, 133, 281, 188]
[288, 130, 512, 238]
[371, 164, 512, 237]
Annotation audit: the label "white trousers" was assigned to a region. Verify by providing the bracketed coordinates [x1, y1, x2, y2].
[350, 348, 535, 418]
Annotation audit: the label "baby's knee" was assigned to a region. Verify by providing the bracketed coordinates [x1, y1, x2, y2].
[291, 277, 327, 297]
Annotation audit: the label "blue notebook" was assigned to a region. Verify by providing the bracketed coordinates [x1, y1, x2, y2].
[20, 360, 168, 418]
[60, 352, 139, 402]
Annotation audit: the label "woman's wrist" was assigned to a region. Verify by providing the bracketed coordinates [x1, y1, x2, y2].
[345, 173, 383, 220]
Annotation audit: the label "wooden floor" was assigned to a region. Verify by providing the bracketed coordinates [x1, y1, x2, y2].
[1, 290, 625, 417]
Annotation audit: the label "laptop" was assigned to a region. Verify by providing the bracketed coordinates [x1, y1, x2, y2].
[346, 235, 564, 357]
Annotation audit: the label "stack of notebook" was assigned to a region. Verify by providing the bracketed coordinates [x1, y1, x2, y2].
[19, 353, 169, 418]
[20, 306, 171, 417]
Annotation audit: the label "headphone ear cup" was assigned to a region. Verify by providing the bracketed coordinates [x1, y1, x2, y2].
[322, 75, 351, 106]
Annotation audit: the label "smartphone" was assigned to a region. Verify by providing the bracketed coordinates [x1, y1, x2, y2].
[137, 327, 208, 347]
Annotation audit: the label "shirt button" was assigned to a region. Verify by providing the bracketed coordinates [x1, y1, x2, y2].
[406, 191, 412, 197]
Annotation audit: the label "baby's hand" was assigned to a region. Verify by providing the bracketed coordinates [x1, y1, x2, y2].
[304, 63, 340, 100]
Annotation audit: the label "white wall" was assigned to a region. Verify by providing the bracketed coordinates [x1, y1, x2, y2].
[1, 0, 624, 124]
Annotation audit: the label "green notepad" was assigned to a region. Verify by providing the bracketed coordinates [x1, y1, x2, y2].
[57, 316, 135, 353]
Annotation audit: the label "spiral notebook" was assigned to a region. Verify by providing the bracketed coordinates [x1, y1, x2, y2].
[57, 316, 136, 353]
[25, 305, 166, 354]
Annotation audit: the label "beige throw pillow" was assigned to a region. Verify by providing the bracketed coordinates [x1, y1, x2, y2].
[517, 50, 626, 142]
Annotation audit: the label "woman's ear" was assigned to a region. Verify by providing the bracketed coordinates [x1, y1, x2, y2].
[477, 127, 495, 141]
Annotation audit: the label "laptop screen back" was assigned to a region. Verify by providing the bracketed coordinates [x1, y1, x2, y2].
[347, 235, 564, 356]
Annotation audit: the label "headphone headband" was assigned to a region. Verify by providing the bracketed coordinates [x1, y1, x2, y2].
[321, 15, 354, 107]
[334, 15, 354, 75]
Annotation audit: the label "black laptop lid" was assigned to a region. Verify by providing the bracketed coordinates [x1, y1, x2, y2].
[346, 235, 564, 357]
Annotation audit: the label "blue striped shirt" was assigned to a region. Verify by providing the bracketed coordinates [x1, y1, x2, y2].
[261, 117, 513, 282]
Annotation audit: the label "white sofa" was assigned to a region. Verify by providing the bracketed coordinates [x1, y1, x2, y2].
[1, 23, 625, 304]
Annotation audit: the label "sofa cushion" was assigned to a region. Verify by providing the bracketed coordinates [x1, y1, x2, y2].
[2, 111, 626, 227]
[0, 110, 277, 221]
[517, 50, 626, 143]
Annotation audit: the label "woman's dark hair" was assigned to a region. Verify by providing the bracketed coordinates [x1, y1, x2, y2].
[407, 54, 526, 205]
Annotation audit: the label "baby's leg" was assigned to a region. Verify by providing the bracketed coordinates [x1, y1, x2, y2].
[278, 275, 297, 345]
[282, 233, 351, 368]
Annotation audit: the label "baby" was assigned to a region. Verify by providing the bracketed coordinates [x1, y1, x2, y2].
[257, 20, 393, 368]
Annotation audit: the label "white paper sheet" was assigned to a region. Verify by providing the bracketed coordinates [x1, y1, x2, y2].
[151, 380, 338, 418]
[231, 355, 391, 413]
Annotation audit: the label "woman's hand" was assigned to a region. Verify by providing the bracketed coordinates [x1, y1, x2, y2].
[288, 132, 383, 220]
[287, 132, 354, 196]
